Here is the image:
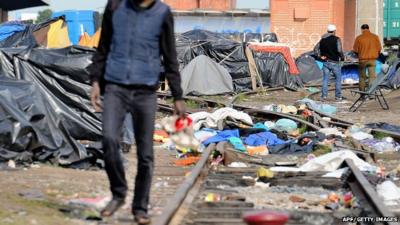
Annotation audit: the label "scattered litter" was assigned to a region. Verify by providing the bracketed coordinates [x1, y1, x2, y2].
[18, 190, 45, 201]
[257, 167, 274, 179]
[289, 195, 306, 203]
[319, 128, 345, 137]
[228, 162, 248, 168]
[174, 156, 201, 167]
[7, 160, 16, 168]
[377, 181, 400, 206]
[271, 150, 376, 173]
[205, 193, 222, 202]
[351, 131, 373, 141]
[189, 108, 253, 131]
[68, 196, 110, 210]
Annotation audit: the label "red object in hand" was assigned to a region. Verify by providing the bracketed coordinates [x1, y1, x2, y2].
[175, 116, 192, 132]
[243, 211, 289, 225]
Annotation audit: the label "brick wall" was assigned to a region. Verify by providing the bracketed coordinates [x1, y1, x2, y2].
[270, 0, 355, 56]
[163, 0, 236, 10]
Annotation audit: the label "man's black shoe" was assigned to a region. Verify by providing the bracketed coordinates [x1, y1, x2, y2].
[134, 213, 151, 225]
[100, 198, 125, 217]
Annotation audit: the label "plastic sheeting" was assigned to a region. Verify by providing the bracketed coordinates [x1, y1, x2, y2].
[0, 23, 26, 41]
[0, 17, 67, 48]
[0, 46, 134, 167]
[254, 52, 302, 89]
[383, 60, 400, 89]
[295, 54, 323, 85]
[0, 78, 88, 164]
[176, 30, 300, 90]
[181, 55, 233, 96]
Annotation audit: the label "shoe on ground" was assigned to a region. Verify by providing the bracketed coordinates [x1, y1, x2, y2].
[134, 213, 151, 225]
[101, 198, 125, 217]
[335, 96, 346, 101]
[320, 97, 327, 102]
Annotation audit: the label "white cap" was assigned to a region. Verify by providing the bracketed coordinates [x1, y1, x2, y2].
[327, 24, 336, 32]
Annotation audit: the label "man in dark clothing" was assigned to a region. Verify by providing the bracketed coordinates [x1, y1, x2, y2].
[88, 0, 185, 223]
[314, 24, 345, 101]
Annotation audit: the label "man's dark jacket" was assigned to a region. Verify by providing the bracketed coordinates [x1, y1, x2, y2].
[88, 0, 182, 100]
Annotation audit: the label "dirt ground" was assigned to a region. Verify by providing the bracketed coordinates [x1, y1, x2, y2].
[0, 145, 187, 225]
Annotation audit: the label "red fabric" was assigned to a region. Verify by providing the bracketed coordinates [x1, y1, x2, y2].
[249, 44, 300, 75]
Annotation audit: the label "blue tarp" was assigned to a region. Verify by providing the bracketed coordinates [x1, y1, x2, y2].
[0, 23, 26, 41]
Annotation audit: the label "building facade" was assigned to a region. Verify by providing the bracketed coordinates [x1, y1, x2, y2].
[270, 0, 383, 56]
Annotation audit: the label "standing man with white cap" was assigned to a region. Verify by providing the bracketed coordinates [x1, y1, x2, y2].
[314, 24, 345, 101]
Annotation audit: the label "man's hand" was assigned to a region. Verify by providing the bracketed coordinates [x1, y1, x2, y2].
[173, 100, 186, 118]
[320, 56, 327, 60]
[91, 81, 102, 112]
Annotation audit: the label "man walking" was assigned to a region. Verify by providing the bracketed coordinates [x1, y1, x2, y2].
[89, 0, 185, 224]
[353, 24, 382, 91]
[314, 24, 345, 101]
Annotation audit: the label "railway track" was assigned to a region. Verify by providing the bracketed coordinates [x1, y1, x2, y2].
[155, 92, 399, 225]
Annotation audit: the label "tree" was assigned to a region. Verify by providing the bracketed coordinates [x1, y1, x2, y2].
[36, 9, 53, 24]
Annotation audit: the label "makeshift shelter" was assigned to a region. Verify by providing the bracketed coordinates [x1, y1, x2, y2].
[0, 22, 25, 41]
[181, 55, 234, 96]
[176, 30, 301, 91]
[47, 19, 71, 48]
[0, 46, 133, 167]
[78, 29, 101, 48]
[295, 54, 323, 85]
[0, 17, 71, 49]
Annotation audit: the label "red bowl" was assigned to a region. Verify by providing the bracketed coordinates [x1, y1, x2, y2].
[243, 211, 289, 225]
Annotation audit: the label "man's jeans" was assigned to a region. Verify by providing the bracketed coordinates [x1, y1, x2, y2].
[321, 61, 342, 98]
[102, 83, 156, 214]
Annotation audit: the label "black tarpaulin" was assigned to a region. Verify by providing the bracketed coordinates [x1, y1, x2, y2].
[0, 0, 49, 11]
[254, 52, 303, 89]
[0, 45, 134, 167]
[176, 30, 298, 90]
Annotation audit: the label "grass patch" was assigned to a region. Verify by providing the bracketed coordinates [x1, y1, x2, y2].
[373, 131, 390, 140]
[313, 144, 332, 156]
[185, 99, 200, 109]
[298, 124, 308, 134]
[235, 93, 246, 103]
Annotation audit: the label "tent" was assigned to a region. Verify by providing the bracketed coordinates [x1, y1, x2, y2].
[181, 55, 234, 96]
[78, 29, 101, 48]
[176, 30, 301, 91]
[0, 17, 71, 49]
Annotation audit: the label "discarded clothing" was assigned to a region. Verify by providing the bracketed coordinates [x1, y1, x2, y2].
[297, 98, 337, 115]
[194, 129, 218, 142]
[252, 123, 269, 131]
[189, 108, 253, 131]
[203, 129, 240, 146]
[351, 131, 373, 141]
[246, 146, 268, 155]
[244, 132, 286, 147]
[227, 137, 246, 152]
[238, 127, 267, 137]
[268, 132, 325, 154]
[153, 130, 169, 143]
[365, 122, 400, 134]
[271, 150, 376, 173]
[275, 119, 298, 132]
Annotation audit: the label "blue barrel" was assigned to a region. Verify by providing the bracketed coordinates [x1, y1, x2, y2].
[52, 10, 99, 45]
